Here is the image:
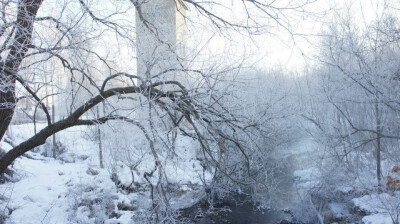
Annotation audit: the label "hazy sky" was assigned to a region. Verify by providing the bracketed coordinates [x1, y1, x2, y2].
[35, 0, 397, 76]
[257, 0, 398, 73]
[183, 0, 398, 74]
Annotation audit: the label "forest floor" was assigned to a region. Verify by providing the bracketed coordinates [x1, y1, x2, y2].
[1, 123, 398, 223]
[1, 123, 207, 223]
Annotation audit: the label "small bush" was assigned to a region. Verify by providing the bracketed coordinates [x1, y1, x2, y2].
[34, 140, 66, 158]
[290, 197, 320, 224]
[68, 183, 116, 224]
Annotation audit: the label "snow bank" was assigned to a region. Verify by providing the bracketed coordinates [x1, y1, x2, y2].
[294, 167, 320, 189]
[1, 123, 211, 223]
[353, 193, 400, 224]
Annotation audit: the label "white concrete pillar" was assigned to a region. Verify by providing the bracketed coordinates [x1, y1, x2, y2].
[135, 0, 187, 80]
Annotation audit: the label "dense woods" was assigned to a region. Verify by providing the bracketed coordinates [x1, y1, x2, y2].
[1, 0, 400, 223]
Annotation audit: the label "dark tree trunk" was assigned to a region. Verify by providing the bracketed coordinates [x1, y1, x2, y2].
[97, 105, 104, 168]
[0, 85, 142, 174]
[0, 86, 16, 143]
[375, 100, 382, 188]
[0, 119, 74, 173]
[98, 126, 104, 169]
[0, 0, 44, 142]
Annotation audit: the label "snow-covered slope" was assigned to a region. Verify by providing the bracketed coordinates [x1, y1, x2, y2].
[0, 123, 210, 223]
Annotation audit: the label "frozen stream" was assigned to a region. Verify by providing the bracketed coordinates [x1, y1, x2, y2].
[280, 138, 322, 206]
[181, 137, 322, 223]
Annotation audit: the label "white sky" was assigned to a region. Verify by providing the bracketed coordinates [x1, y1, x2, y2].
[257, 0, 398, 73]
[183, 0, 398, 74]
[34, 0, 398, 76]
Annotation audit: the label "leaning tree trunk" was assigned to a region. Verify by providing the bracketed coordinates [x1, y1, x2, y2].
[0, 0, 44, 142]
[0, 86, 16, 142]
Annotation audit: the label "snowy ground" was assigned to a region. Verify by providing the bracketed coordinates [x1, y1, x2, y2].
[0, 123, 210, 224]
[2, 124, 398, 223]
[353, 193, 400, 224]
[287, 138, 400, 224]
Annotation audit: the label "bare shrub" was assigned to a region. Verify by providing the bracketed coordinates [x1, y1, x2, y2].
[68, 183, 116, 224]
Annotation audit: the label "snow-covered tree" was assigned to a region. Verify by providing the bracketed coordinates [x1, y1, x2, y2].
[310, 6, 400, 188]
[0, 2, 318, 221]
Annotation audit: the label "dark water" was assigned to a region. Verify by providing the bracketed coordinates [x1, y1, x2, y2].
[179, 139, 316, 224]
[180, 198, 289, 224]
[178, 156, 297, 223]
